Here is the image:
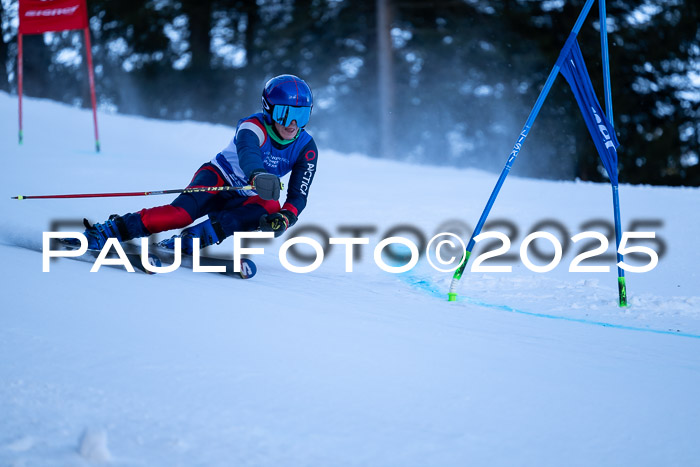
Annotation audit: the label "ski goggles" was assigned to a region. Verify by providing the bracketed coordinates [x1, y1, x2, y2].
[272, 104, 312, 128]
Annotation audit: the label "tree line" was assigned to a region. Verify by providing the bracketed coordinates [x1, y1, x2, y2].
[1, 0, 698, 186]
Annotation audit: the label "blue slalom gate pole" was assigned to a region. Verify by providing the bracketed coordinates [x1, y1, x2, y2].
[599, 0, 628, 307]
[599, 0, 614, 119]
[448, 0, 597, 301]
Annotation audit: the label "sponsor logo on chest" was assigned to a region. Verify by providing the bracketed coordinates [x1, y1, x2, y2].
[264, 152, 285, 169]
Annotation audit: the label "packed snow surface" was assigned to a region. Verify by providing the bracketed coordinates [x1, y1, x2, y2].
[1, 93, 699, 466]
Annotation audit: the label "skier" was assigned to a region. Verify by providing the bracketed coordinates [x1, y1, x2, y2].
[78, 74, 318, 254]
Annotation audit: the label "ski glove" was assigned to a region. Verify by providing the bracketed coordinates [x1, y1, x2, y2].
[259, 210, 297, 238]
[250, 170, 281, 201]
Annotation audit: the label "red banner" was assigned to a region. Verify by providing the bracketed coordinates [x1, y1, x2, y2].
[19, 0, 88, 35]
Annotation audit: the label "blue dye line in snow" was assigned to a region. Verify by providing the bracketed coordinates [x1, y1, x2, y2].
[402, 276, 700, 340]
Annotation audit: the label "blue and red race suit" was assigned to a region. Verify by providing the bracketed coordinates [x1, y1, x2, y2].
[211, 112, 318, 218]
[121, 113, 318, 239]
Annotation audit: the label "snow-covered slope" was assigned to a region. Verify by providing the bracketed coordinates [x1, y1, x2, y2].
[1, 93, 699, 466]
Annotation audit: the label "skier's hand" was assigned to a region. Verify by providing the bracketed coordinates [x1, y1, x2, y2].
[250, 171, 281, 201]
[259, 210, 297, 238]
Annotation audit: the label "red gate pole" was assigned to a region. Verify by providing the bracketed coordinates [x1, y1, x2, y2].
[83, 26, 100, 152]
[18, 33, 24, 145]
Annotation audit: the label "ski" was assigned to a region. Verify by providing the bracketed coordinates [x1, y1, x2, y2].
[57, 239, 161, 275]
[56, 239, 257, 279]
[147, 244, 257, 279]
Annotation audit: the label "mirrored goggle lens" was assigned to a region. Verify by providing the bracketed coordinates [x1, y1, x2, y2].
[272, 105, 311, 127]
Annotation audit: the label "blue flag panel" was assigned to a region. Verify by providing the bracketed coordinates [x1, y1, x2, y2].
[559, 40, 620, 185]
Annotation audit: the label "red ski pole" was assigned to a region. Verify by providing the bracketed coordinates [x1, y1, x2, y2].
[11, 185, 255, 200]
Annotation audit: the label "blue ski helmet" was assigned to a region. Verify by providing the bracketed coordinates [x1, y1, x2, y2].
[262, 74, 313, 128]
